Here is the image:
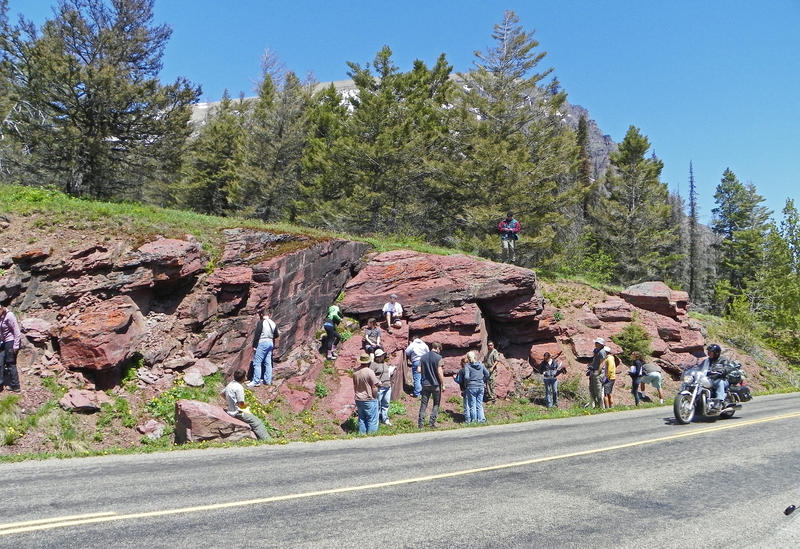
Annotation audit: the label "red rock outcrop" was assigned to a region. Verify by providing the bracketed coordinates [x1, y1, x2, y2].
[620, 281, 689, 319]
[173, 400, 256, 443]
[59, 295, 146, 371]
[58, 388, 114, 412]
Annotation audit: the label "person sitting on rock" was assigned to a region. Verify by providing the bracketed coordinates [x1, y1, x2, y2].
[382, 294, 403, 332]
[223, 370, 270, 440]
[362, 317, 382, 355]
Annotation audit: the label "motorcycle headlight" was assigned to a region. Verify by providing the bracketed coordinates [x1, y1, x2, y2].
[682, 373, 695, 384]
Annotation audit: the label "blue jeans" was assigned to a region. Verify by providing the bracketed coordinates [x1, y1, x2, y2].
[410, 360, 422, 397]
[713, 378, 729, 400]
[544, 377, 558, 407]
[464, 386, 486, 423]
[356, 398, 379, 434]
[377, 386, 392, 423]
[252, 339, 274, 384]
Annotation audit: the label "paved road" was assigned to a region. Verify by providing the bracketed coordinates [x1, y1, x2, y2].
[1, 393, 799, 548]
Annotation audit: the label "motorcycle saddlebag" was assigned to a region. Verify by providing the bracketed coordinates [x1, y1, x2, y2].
[728, 385, 752, 402]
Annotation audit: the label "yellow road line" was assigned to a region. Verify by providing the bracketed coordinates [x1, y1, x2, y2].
[3, 410, 799, 536]
[0, 512, 117, 530]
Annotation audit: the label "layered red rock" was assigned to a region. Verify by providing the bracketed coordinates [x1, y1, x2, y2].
[173, 400, 256, 443]
[59, 388, 114, 412]
[620, 281, 689, 319]
[593, 298, 633, 322]
[59, 295, 146, 371]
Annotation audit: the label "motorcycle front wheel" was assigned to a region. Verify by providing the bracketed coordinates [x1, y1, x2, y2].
[673, 393, 695, 424]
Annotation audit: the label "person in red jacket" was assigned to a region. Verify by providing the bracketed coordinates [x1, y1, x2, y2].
[498, 211, 521, 263]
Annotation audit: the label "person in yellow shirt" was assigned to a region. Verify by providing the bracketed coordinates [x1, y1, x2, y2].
[602, 346, 617, 408]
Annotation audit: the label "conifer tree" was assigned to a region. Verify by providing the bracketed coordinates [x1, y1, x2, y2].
[711, 168, 771, 308]
[0, 0, 199, 199]
[180, 91, 244, 215]
[687, 162, 700, 300]
[589, 125, 678, 284]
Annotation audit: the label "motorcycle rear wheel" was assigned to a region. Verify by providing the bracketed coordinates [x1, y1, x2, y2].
[673, 393, 695, 424]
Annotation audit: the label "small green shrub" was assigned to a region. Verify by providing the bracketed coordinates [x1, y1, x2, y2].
[388, 401, 406, 415]
[314, 382, 328, 398]
[146, 372, 224, 425]
[611, 321, 652, 363]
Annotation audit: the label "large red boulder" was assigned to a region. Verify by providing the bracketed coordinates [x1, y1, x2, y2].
[620, 281, 689, 319]
[174, 399, 256, 443]
[59, 388, 114, 412]
[593, 298, 633, 322]
[59, 295, 146, 371]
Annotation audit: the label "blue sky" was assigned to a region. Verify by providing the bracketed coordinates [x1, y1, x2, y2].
[8, 0, 800, 224]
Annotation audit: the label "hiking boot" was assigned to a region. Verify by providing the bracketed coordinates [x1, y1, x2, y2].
[417, 422, 424, 428]
[246, 381, 262, 387]
[384, 419, 392, 427]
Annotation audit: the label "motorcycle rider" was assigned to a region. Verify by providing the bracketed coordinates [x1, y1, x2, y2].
[699, 343, 730, 410]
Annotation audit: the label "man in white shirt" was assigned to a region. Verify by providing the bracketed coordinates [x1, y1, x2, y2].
[404, 337, 429, 398]
[382, 294, 403, 332]
[223, 370, 270, 439]
[250, 308, 279, 386]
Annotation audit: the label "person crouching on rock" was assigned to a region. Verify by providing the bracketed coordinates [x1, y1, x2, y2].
[223, 370, 270, 440]
[323, 304, 342, 360]
[362, 317, 382, 356]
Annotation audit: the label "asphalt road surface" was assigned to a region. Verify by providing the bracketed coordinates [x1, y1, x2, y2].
[1, 393, 799, 548]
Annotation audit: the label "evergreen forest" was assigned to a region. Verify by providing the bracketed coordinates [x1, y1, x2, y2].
[2, 1, 800, 364]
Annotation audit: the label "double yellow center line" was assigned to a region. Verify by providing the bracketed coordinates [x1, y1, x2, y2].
[3, 410, 799, 536]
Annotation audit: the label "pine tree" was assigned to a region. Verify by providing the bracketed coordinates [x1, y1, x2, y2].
[589, 126, 678, 284]
[687, 162, 699, 300]
[455, 10, 578, 265]
[711, 168, 771, 308]
[1, 0, 200, 199]
[180, 91, 244, 215]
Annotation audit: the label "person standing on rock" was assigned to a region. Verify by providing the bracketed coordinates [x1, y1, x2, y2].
[223, 370, 270, 440]
[404, 337, 429, 398]
[250, 308, 279, 387]
[456, 351, 490, 424]
[382, 294, 403, 333]
[418, 342, 445, 428]
[497, 211, 521, 263]
[483, 341, 505, 402]
[0, 305, 22, 393]
[323, 304, 342, 360]
[370, 349, 394, 426]
[587, 338, 607, 409]
[353, 352, 380, 434]
[540, 352, 566, 408]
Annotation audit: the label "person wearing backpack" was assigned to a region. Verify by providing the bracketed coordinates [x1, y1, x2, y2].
[250, 308, 279, 387]
[539, 352, 566, 408]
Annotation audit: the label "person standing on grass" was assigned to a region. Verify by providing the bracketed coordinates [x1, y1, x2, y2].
[602, 346, 617, 408]
[404, 337, 429, 398]
[223, 370, 270, 440]
[323, 304, 342, 360]
[0, 305, 21, 393]
[353, 352, 380, 434]
[497, 211, 521, 263]
[483, 341, 505, 402]
[250, 308, 279, 387]
[587, 338, 607, 409]
[370, 349, 394, 426]
[418, 342, 445, 428]
[456, 351, 490, 424]
[540, 352, 566, 408]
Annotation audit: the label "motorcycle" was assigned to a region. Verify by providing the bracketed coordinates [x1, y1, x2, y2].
[673, 361, 752, 424]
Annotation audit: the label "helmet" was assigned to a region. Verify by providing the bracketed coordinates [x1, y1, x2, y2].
[707, 343, 722, 357]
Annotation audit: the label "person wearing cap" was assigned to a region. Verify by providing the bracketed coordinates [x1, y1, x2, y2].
[404, 337, 429, 398]
[370, 348, 394, 425]
[0, 305, 22, 393]
[587, 337, 607, 409]
[382, 294, 403, 333]
[497, 211, 521, 263]
[362, 317, 382, 355]
[353, 352, 380, 434]
[418, 342, 445, 428]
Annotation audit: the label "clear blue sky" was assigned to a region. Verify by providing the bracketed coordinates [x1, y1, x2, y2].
[9, 0, 800, 224]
